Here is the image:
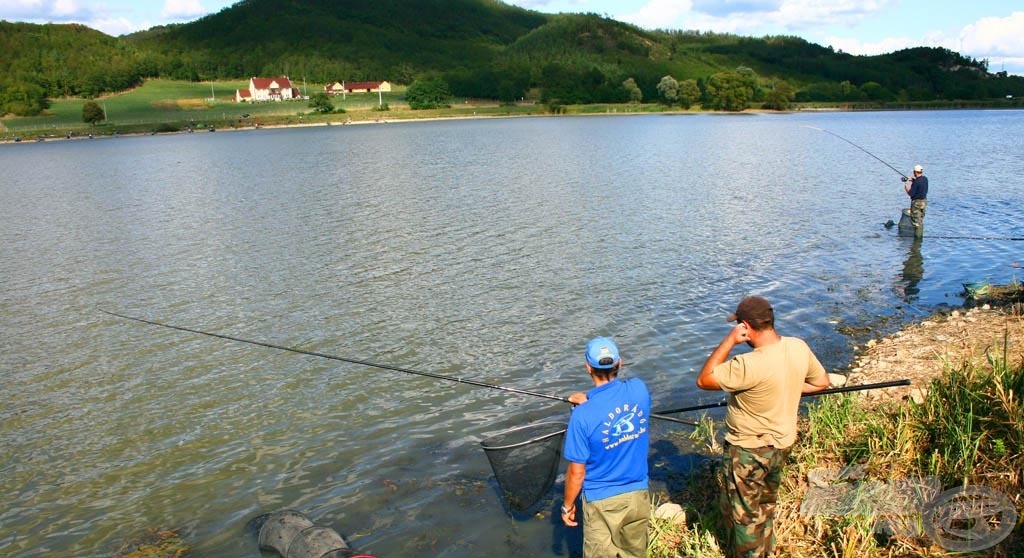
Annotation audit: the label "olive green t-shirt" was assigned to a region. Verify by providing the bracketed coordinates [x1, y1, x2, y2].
[712, 336, 826, 449]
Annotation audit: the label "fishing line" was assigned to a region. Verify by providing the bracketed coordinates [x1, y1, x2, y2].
[803, 125, 909, 179]
[654, 378, 911, 415]
[101, 309, 696, 425]
[918, 235, 1024, 241]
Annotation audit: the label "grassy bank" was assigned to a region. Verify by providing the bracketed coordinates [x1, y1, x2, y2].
[651, 337, 1023, 557]
[0, 78, 446, 139]
[5, 78, 1023, 142]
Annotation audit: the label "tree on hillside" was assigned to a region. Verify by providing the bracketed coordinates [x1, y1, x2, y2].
[704, 71, 754, 111]
[678, 79, 701, 109]
[309, 92, 334, 113]
[622, 77, 642, 103]
[0, 80, 50, 116]
[762, 79, 795, 110]
[405, 76, 452, 109]
[82, 100, 105, 125]
[656, 75, 679, 106]
[860, 81, 895, 101]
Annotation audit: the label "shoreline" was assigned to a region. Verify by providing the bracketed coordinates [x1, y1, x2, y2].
[0, 111, 556, 145]
[844, 298, 1024, 405]
[5, 103, 1023, 146]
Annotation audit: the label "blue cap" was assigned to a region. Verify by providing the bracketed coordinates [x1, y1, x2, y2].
[585, 337, 620, 370]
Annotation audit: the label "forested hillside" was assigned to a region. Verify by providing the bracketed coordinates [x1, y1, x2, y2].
[2, 0, 1023, 117]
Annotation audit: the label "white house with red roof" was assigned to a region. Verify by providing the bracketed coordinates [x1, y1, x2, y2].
[236, 76, 302, 103]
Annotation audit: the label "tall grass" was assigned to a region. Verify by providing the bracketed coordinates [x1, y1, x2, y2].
[649, 334, 1024, 557]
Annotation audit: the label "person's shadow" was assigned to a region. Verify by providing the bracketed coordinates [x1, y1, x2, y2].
[548, 497, 584, 558]
[900, 237, 924, 299]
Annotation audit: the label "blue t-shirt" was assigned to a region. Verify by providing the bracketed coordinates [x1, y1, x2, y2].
[909, 175, 928, 200]
[563, 378, 650, 502]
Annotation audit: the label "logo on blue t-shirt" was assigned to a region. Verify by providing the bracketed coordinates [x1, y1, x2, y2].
[601, 404, 646, 449]
[611, 411, 636, 436]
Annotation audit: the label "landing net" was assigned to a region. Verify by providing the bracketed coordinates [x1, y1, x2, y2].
[481, 421, 567, 513]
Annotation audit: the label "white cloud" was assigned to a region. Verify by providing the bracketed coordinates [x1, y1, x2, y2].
[825, 14, 1024, 76]
[618, 0, 693, 30]
[767, 0, 894, 31]
[959, 12, 1024, 60]
[51, 0, 83, 18]
[0, 0, 46, 19]
[619, 0, 897, 34]
[88, 16, 142, 36]
[0, 0, 96, 22]
[161, 0, 207, 20]
[823, 36, 915, 56]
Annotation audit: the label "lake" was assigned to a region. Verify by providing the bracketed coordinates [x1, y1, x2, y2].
[2, 110, 1022, 557]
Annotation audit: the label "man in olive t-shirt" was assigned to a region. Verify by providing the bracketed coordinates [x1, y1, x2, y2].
[696, 296, 830, 558]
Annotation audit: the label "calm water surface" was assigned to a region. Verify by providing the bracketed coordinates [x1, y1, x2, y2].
[2, 110, 1023, 557]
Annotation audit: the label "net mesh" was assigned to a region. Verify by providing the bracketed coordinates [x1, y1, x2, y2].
[481, 421, 567, 512]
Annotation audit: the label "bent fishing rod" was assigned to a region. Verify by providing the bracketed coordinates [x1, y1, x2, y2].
[655, 378, 911, 415]
[101, 309, 697, 426]
[803, 125, 909, 179]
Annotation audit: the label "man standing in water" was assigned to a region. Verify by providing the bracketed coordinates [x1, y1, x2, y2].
[697, 296, 830, 558]
[561, 337, 651, 558]
[904, 164, 929, 237]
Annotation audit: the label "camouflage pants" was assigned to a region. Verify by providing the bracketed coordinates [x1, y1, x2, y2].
[719, 442, 791, 558]
[909, 199, 927, 236]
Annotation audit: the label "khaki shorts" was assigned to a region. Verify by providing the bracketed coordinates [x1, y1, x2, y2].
[582, 489, 650, 558]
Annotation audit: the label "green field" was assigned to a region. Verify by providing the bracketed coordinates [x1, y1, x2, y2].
[0, 79, 420, 138]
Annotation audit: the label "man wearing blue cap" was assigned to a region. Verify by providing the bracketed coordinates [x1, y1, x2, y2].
[561, 337, 651, 558]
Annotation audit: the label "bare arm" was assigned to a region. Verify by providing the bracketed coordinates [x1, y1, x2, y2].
[561, 462, 585, 527]
[696, 324, 748, 391]
[803, 371, 830, 394]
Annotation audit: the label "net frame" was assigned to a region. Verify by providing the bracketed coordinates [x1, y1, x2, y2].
[481, 421, 568, 513]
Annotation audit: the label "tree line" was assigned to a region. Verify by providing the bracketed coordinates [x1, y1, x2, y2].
[3, 1, 1024, 118]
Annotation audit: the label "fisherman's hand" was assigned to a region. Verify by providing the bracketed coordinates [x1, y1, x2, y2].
[561, 503, 578, 527]
[728, 323, 750, 345]
[568, 392, 588, 405]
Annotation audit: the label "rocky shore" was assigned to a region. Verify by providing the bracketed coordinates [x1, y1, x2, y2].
[843, 299, 1024, 406]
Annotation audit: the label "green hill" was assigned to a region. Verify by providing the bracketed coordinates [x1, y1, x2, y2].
[2, 0, 1023, 117]
[126, 0, 549, 82]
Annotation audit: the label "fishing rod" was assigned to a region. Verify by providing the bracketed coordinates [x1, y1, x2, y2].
[803, 125, 909, 179]
[654, 378, 911, 415]
[100, 310, 697, 426]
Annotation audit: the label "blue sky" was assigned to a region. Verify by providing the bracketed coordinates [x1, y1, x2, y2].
[3, 0, 1022, 75]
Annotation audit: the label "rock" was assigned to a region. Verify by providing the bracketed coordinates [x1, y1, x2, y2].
[655, 503, 686, 524]
[908, 387, 928, 405]
[828, 373, 848, 387]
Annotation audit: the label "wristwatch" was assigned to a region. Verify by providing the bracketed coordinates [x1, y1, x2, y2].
[560, 504, 574, 515]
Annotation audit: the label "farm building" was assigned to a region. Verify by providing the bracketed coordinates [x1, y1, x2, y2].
[324, 81, 392, 95]
[236, 76, 302, 102]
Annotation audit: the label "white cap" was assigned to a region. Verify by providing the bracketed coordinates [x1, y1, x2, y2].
[913, 164, 923, 173]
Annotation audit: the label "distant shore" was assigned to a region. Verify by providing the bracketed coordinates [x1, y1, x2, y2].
[6, 101, 1023, 146]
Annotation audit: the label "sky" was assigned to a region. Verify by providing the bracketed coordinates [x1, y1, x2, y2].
[2, 0, 1023, 75]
